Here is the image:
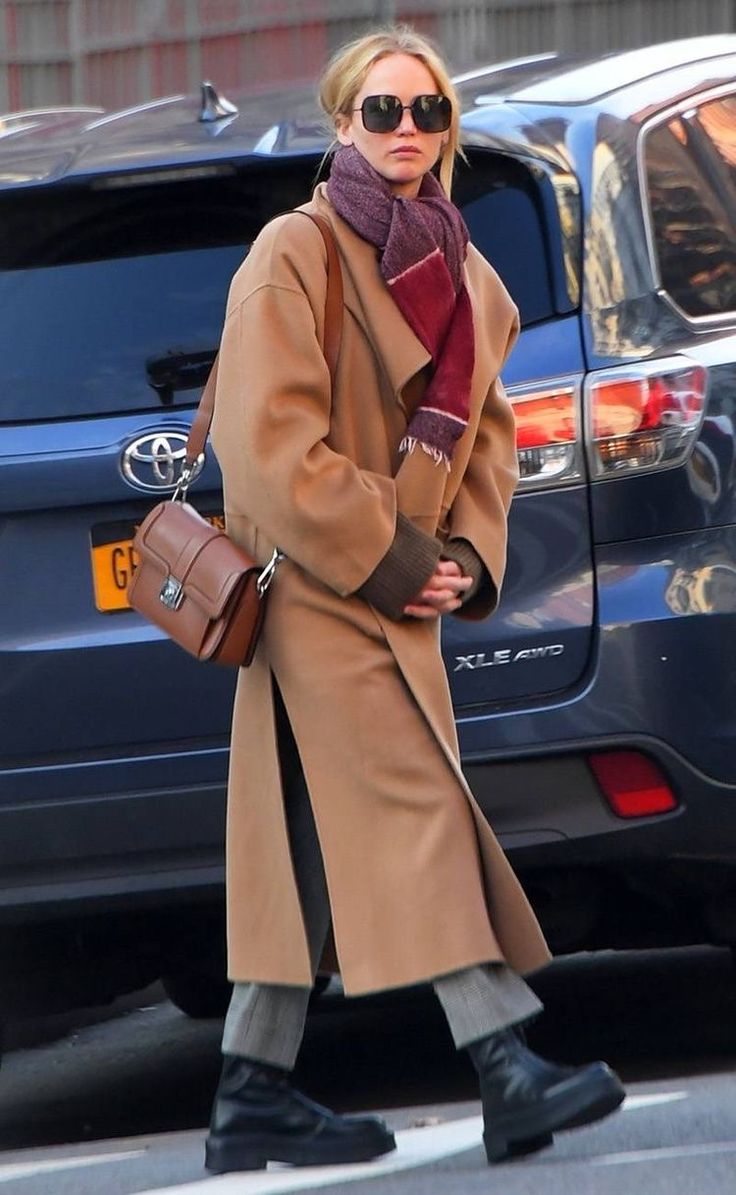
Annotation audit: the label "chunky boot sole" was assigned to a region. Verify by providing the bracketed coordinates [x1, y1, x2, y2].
[205, 1126, 396, 1173]
[482, 1063, 625, 1164]
[503, 1132, 554, 1161]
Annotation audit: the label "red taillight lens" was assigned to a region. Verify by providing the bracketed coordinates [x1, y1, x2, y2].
[588, 751, 679, 818]
[587, 357, 707, 477]
[510, 383, 580, 488]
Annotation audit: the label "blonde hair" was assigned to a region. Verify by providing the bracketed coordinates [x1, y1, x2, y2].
[318, 26, 463, 197]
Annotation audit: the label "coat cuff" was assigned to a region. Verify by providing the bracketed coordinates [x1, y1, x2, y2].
[357, 513, 441, 620]
[441, 537, 497, 618]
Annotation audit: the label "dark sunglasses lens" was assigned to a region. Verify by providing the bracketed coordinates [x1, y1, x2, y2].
[412, 95, 452, 133]
[361, 95, 403, 132]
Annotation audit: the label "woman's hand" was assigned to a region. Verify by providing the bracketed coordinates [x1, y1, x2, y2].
[404, 559, 472, 619]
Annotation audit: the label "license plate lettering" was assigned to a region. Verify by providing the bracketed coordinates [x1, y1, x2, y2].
[90, 538, 140, 612]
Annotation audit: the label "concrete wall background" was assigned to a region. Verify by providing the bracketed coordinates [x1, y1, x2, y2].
[1, 0, 735, 112]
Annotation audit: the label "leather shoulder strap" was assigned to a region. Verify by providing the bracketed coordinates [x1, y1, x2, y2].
[299, 212, 344, 384]
[184, 210, 344, 470]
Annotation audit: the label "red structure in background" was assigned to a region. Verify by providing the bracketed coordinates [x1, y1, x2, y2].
[1, 0, 735, 114]
[0, 1, 396, 111]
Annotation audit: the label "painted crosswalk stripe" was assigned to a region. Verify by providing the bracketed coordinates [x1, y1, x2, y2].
[136, 1092, 687, 1194]
[138, 1115, 485, 1194]
[0, 1150, 146, 1184]
[621, 1092, 688, 1110]
[0, 1090, 689, 1192]
[595, 1141, 736, 1166]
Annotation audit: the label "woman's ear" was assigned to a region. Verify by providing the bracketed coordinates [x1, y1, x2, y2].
[334, 115, 353, 147]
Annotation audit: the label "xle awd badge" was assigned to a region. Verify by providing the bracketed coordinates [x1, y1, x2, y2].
[454, 645, 564, 671]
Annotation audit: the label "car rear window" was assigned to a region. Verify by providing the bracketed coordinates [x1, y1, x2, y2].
[643, 104, 736, 318]
[0, 152, 559, 426]
[0, 163, 316, 425]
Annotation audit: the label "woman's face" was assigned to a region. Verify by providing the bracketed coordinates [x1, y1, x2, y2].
[336, 53, 448, 198]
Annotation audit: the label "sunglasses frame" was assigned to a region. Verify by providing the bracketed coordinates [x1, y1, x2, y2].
[353, 93, 452, 135]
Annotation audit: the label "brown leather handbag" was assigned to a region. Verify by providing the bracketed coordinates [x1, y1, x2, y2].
[127, 212, 343, 666]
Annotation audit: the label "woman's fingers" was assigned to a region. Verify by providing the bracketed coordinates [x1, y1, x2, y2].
[429, 560, 466, 580]
[404, 594, 464, 618]
[403, 562, 472, 618]
[419, 576, 472, 601]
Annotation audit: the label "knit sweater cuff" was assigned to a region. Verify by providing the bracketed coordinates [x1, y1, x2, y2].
[357, 513, 441, 620]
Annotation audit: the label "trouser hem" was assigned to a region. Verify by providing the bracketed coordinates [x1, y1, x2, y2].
[433, 962, 543, 1049]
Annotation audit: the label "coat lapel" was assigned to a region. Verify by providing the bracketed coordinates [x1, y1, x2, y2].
[308, 187, 431, 407]
[308, 187, 450, 526]
[305, 191, 496, 530]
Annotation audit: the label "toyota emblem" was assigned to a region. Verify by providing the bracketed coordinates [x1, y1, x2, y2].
[121, 430, 190, 492]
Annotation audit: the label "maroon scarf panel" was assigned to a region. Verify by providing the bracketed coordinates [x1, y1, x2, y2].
[327, 146, 475, 466]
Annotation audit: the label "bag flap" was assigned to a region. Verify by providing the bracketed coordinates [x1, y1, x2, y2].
[185, 535, 260, 618]
[133, 501, 259, 619]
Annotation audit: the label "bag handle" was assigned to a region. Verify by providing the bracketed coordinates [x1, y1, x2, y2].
[178, 211, 344, 489]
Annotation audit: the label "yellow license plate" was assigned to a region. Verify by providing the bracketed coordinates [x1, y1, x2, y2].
[90, 511, 225, 613]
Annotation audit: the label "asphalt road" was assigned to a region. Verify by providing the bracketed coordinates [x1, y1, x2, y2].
[1, 945, 736, 1194]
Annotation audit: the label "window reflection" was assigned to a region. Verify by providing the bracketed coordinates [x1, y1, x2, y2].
[644, 105, 736, 318]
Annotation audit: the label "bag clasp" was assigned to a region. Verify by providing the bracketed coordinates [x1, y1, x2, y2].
[160, 575, 185, 610]
[172, 453, 206, 503]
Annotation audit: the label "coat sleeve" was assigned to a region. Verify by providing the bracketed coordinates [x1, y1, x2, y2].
[444, 313, 521, 621]
[211, 216, 439, 600]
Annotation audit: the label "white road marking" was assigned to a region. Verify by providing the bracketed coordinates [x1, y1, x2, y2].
[0, 1090, 690, 1191]
[136, 1092, 689, 1194]
[138, 1115, 485, 1194]
[595, 1141, 736, 1166]
[621, 1091, 688, 1110]
[0, 1149, 146, 1183]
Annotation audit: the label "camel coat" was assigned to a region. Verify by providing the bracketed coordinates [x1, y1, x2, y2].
[211, 184, 551, 995]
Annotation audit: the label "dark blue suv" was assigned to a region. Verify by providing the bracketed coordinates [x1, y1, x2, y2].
[2, 35, 736, 1025]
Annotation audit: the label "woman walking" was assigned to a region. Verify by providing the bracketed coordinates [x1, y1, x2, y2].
[206, 25, 625, 1174]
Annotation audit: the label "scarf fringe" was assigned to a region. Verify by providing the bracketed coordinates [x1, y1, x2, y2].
[399, 435, 452, 471]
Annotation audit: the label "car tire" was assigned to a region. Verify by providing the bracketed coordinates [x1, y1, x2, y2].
[162, 969, 233, 1019]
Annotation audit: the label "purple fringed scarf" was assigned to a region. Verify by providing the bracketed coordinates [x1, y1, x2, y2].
[327, 146, 475, 467]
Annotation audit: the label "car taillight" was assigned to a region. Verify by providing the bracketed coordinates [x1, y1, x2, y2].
[586, 356, 707, 478]
[588, 751, 679, 818]
[509, 380, 581, 489]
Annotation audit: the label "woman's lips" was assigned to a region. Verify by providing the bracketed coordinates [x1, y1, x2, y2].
[390, 146, 421, 155]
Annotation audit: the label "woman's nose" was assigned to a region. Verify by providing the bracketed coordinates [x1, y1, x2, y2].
[396, 106, 417, 133]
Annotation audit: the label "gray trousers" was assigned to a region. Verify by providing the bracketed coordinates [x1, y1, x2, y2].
[222, 684, 542, 1070]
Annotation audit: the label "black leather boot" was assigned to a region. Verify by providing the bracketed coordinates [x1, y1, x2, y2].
[468, 1028, 625, 1163]
[204, 1055, 396, 1173]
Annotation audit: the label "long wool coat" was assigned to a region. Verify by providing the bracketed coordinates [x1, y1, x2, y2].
[211, 184, 551, 995]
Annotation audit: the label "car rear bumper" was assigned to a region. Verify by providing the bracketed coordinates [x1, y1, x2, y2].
[0, 765, 226, 923]
[467, 737, 736, 951]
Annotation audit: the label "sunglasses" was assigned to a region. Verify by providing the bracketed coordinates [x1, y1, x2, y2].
[353, 94, 452, 135]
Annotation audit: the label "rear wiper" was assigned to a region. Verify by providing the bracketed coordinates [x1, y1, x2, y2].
[146, 350, 217, 405]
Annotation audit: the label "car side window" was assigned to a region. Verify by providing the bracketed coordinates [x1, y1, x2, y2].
[461, 186, 555, 327]
[456, 153, 558, 328]
[644, 105, 736, 318]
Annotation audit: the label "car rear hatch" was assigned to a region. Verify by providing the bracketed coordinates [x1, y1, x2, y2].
[0, 143, 594, 852]
[0, 157, 322, 895]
